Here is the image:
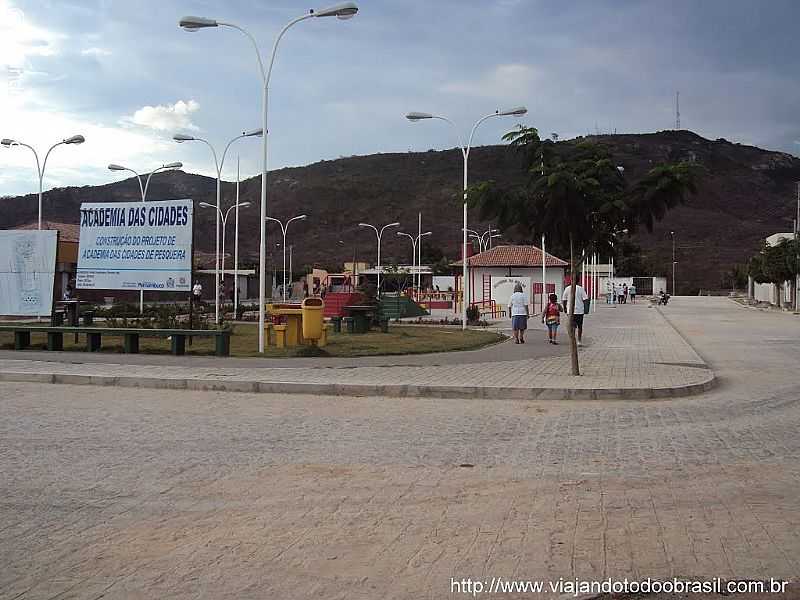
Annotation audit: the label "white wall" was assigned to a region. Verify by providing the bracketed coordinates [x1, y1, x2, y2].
[470, 266, 564, 312]
[754, 281, 791, 305]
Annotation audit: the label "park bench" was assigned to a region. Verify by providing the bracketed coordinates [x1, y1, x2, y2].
[0, 325, 231, 357]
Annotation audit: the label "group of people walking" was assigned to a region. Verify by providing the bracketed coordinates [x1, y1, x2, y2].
[508, 282, 589, 347]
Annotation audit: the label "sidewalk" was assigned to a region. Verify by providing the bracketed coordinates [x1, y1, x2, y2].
[0, 305, 714, 400]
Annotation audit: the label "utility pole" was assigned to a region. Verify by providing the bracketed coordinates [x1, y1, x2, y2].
[795, 182, 799, 312]
[670, 231, 676, 296]
[675, 91, 680, 130]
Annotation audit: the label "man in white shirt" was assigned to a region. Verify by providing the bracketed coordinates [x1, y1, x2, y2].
[562, 283, 589, 346]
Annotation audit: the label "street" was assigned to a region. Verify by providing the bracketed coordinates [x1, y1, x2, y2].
[1, 297, 799, 599]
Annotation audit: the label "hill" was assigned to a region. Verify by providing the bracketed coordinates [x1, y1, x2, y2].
[2, 130, 798, 294]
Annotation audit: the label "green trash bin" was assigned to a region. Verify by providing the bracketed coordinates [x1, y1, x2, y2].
[343, 316, 355, 334]
[330, 316, 342, 333]
[352, 312, 370, 334]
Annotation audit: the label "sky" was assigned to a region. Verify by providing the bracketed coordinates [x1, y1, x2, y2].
[1, 0, 799, 197]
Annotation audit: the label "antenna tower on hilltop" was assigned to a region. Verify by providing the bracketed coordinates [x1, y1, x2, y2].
[675, 91, 681, 130]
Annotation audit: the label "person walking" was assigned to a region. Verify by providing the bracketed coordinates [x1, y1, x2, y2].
[629, 283, 637, 304]
[623, 283, 628, 304]
[509, 282, 529, 344]
[562, 282, 589, 347]
[542, 292, 561, 344]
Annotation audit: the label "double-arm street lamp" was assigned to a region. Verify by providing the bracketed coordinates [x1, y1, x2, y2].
[179, 2, 359, 353]
[174, 129, 262, 324]
[108, 161, 183, 314]
[465, 227, 500, 253]
[2, 135, 85, 230]
[359, 222, 399, 296]
[406, 107, 527, 328]
[266, 214, 307, 300]
[397, 230, 431, 290]
[199, 200, 251, 292]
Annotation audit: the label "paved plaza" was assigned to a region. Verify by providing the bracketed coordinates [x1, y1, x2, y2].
[0, 303, 713, 399]
[1, 298, 799, 598]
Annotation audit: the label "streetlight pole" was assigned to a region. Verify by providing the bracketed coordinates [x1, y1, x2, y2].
[406, 107, 527, 329]
[359, 222, 400, 297]
[670, 230, 676, 297]
[199, 201, 251, 306]
[2, 135, 85, 229]
[398, 230, 431, 292]
[180, 2, 359, 353]
[234, 156, 241, 313]
[794, 182, 799, 312]
[266, 215, 307, 301]
[174, 129, 261, 324]
[108, 161, 183, 314]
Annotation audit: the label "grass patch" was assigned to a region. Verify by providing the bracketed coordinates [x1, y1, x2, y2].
[0, 323, 503, 358]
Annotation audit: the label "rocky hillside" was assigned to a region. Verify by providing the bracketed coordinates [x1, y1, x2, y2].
[2, 130, 798, 294]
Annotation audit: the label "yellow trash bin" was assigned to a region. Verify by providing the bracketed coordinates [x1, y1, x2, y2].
[301, 297, 325, 343]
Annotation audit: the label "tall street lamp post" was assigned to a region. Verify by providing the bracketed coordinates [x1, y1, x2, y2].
[108, 161, 183, 314]
[670, 230, 676, 297]
[398, 230, 431, 290]
[179, 2, 358, 353]
[2, 135, 85, 229]
[406, 107, 527, 329]
[173, 129, 261, 324]
[266, 215, 307, 301]
[465, 227, 500, 253]
[199, 201, 251, 295]
[359, 222, 399, 297]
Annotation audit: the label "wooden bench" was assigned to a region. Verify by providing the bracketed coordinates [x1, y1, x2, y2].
[0, 326, 231, 357]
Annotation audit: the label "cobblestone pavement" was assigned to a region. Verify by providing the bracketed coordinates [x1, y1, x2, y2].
[0, 304, 712, 396]
[1, 297, 798, 599]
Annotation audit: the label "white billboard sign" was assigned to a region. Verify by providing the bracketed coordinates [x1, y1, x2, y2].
[0, 229, 58, 316]
[76, 199, 193, 291]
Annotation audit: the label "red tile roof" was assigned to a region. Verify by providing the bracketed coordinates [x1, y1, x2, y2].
[453, 245, 568, 268]
[15, 221, 80, 242]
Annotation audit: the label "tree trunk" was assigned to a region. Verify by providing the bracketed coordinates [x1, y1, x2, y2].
[567, 233, 580, 376]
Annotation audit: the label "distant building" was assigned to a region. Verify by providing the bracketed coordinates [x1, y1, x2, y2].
[453, 245, 568, 313]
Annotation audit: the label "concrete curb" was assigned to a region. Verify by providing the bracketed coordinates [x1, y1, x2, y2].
[0, 368, 716, 401]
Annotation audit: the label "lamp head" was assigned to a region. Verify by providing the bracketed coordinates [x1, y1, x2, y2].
[108, 164, 127, 171]
[1, 138, 16, 147]
[406, 112, 433, 122]
[497, 106, 527, 117]
[243, 128, 263, 137]
[388, 222, 400, 228]
[173, 133, 195, 143]
[422, 231, 432, 236]
[313, 2, 358, 19]
[238, 202, 251, 208]
[297, 214, 308, 220]
[179, 16, 219, 30]
[164, 162, 183, 169]
[358, 222, 370, 227]
[65, 134, 85, 144]
[198, 202, 213, 208]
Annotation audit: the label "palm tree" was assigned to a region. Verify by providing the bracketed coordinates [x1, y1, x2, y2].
[628, 163, 699, 232]
[469, 127, 699, 375]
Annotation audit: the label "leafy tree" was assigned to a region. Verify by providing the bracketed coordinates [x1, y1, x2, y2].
[749, 239, 799, 304]
[469, 126, 699, 375]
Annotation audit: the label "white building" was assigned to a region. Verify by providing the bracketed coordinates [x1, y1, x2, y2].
[454, 245, 568, 314]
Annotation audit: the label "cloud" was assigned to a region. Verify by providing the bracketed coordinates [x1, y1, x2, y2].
[80, 47, 111, 58]
[123, 100, 200, 132]
[439, 64, 542, 101]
